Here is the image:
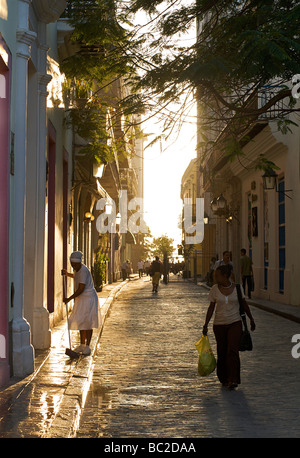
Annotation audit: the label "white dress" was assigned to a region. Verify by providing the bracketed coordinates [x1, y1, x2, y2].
[69, 264, 100, 330]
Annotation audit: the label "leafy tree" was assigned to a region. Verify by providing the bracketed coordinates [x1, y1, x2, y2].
[60, 0, 138, 163]
[59, 1, 300, 170]
[151, 234, 175, 258]
[124, 0, 300, 168]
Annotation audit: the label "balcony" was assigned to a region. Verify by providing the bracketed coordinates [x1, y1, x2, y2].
[32, 0, 67, 23]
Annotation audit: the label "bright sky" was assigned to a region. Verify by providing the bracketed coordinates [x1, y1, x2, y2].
[143, 111, 197, 246]
[135, 4, 197, 247]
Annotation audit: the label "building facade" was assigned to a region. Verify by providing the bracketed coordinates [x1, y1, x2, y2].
[198, 98, 300, 305]
[0, 0, 144, 387]
[181, 158, 215, 281]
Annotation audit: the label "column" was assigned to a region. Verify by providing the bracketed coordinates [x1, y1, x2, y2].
[12, 0, 37, 377]
[31, 24, 52, 348]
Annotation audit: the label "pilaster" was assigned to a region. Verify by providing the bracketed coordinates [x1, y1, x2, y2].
[12, 0, 37, 378]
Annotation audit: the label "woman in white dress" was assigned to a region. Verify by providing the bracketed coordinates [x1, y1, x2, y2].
[62, 251, 100, 355]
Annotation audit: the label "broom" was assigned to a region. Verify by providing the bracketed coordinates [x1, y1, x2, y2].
[63, 274, 79, 359]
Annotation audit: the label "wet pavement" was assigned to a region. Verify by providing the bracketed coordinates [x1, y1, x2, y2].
[1, 276, 300, 438]
[0, 278, 130, 438]
[76, 277, 300, 438]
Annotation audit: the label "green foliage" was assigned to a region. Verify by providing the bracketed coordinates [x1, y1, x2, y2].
[60, 0, 138, 163]
[59, 0, 300, 168]
[93, 251, 108, 289]
[124, 0, 300, 166]
[151, 234, 175, 258]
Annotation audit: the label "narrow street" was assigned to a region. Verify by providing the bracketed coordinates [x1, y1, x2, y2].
[76, 276, 300, 438]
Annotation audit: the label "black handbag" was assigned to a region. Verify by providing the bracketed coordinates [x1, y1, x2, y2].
[236, 284, 253, 352]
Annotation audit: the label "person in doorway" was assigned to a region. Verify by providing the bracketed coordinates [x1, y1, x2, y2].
[62, 251, 100, 356]
[137, 260, 144, 278]
[203, 264, 255, 390]
[240, 248, 254, 299]
[150, 256, 163, 293]
[213, 250, 235, 283]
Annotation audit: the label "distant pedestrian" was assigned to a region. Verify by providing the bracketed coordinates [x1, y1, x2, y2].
[213, 251, 235, 283]
[144, 260, 150, 276]
[150, 256, 163, 293]
[137, 260, 144, 278]
[62, 251, 100, 356]
[122, 260, 131, 281]
[240, 249, 253, 299]
[122, 260, 127, 281]
[203, 264, 255, 390]
[207, 256, 217, 286]
[126, 260, 132, 279]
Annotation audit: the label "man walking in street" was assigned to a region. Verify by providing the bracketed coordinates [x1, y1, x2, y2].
[150, 256, 163, 293]
[240, 248, 253, 299]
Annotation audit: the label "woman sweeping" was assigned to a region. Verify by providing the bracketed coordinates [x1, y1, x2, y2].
[62, 251, 100, 356]
[203, 264, 255, 390]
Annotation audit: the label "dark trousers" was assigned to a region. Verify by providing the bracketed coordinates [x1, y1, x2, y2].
[213, 321, 242, 385]
[242, 275, 252, 298]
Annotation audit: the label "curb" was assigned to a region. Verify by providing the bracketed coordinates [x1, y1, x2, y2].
[43, 278, 132, 438]
[247, 299, 300, 324]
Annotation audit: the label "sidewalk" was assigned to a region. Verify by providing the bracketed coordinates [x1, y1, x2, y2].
[0, 276, 138, 438]
[199, 281, 300, 323]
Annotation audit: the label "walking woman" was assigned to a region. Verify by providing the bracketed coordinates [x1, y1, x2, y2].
[62, 251, 100, 355]
[203, 264, 255, 390]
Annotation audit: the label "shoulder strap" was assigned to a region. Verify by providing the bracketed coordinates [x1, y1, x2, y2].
[236, 284, 248, 330]
[236, 284, 244, 316]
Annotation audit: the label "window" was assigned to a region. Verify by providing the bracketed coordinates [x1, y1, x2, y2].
[278, 178, 286, 293]
[263, 189, 269, 289]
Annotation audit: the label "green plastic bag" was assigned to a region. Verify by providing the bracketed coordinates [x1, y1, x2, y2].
[195, 335, 216, 376]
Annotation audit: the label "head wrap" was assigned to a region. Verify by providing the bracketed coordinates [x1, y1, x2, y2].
[70, 251, 83, 263]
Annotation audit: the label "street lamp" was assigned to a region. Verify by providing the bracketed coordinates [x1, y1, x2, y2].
[262, 168, 278, 190]
[262, 168, 293, 199]
[116, 212, 121, 225]
[210, 197, 218, 212]
[84, 211, 95, 221]
[93, 162, 105, 178]
[217, 193, 226, 209]
[211, 193, 227, 212]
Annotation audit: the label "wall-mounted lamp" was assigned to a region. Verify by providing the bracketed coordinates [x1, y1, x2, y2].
[262, 168, 293, 199]
[210, 193, 227, 212]
[84, 211, 95, 221]
[262, 168, 277, 190]
[217, 193, 226, 209]
[210, 198, 218, 212]
[93, 162, 105, 178]
[116, 212, 121, 225]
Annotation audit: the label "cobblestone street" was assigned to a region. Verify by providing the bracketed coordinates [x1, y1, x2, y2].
[77, 277, 300, 438]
